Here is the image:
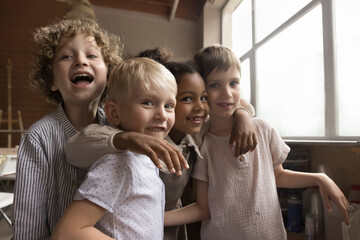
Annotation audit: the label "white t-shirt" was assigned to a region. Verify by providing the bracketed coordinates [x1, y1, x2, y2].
[192, 118, 290, 240]
[75, 151, 165, 240]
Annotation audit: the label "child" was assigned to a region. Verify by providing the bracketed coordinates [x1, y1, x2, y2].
[51, 57, 177, 239]
[13, 19, 183, 239]
[64, 51, 256, 240]
[164, 44, 350, 240]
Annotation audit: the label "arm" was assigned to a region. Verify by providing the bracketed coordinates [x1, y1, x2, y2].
[274, 165, 350, 225]
[164, 179, 210, 226]
[66, 124, 188, 175]
[229, 98, 258, 156]
[51, 200, 114, 240]
[13, 136, 51, 239]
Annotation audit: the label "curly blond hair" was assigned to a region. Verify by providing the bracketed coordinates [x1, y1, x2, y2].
[29, 18, 124, 105]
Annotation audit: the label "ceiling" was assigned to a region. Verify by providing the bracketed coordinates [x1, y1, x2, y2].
[88, 0, 208, 21]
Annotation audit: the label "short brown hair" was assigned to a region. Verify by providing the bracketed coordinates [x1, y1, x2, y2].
[29, 18, 123, 105]
[194, 44, 241, 81]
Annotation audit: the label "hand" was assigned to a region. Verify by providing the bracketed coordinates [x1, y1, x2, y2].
[229, 109, 258, 157]
[317, 173, 350, 225]
[114, 131, 188, 176]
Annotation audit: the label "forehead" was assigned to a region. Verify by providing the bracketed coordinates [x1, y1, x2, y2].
[177, 73, 205, 92]
[56, 34, 98, 52]
[206, 66, 241, 81]
[132, 84, 176, 100]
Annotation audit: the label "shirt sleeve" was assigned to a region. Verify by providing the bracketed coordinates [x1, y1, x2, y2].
[74, 154, 129, 213]
[191, 140, 209, 182]
[256, 119, 290, 168]
[238, 97, 256, 117]
[66, 124, 122, 168]
[13, 134, 50, 239]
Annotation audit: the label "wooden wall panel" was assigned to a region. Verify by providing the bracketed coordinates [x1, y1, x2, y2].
[0, 0, 67, 147]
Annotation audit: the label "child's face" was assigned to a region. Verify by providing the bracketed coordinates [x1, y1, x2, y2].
[169, 73, 209, 141]
[206, 66, 241, 119]
[117, 85, 176, 139]
[51, 34, 107, 106]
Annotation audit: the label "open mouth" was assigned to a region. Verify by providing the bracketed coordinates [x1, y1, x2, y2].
[187, 116, 205, 124]
[71, 73, 94, 87]
[148, 127, 165, 132]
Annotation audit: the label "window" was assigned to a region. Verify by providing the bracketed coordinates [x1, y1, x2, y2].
[223, 0, 360, 141]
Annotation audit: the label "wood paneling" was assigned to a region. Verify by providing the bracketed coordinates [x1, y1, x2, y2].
[0, 0, 67, 147]
[90, 0, 206, 20]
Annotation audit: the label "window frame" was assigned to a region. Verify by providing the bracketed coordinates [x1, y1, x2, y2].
[222, 0, 359, 142]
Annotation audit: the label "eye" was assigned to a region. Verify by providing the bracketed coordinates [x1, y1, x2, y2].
[165, 103, 175, 110]
[180, 96, 192, 102]
[230, 81, 239, 87]
[142, 101, 154, 107]
[200, 95, 208, 102]
[208, 83, 219, 88]
[60, 55, 72, 60]
[88, 54, 97, 59]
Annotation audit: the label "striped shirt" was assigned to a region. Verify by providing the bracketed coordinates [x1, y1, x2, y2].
[13, 104, 108, 240]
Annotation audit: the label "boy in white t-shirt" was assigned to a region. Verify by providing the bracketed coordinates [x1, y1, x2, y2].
[164, 45, 350, 240]
[52, 57, 177, 240]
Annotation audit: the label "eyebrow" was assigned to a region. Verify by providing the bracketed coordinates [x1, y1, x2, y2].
[178, 90, 207, 95]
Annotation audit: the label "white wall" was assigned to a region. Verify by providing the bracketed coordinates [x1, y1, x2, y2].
[200, 0, 226, 47]
[93, 6, 201, 60]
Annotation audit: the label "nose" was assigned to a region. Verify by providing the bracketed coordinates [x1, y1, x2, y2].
[154, 107, 166, 122]
[222, 86, 232, 99]
[74, 53, 89, 67]
[193, 99, 205, 112]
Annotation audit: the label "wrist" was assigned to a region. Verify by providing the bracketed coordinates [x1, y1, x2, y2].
[234, 107, 252, 120]
[313, 172, 328, 187]
[113, 131, 128, 151]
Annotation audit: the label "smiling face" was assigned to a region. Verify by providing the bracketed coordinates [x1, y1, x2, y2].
[51, 34, 107, 107]
[206, 66, 241, 120]
[169, 72, 209, 144]
[116, 85, 176, 139]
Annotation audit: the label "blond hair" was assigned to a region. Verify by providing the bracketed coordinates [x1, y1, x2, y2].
[107, 58, 177, 103]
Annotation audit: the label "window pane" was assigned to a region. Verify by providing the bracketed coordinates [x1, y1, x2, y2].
[255, 0, 311, 42]
[240, 59, 251, 103]
[334, 0, 360, 136]
[256, 6, 324, 137]
[232, 0, 252, 57]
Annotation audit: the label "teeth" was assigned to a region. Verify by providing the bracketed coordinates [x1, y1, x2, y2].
[189, 117, 203, 121]
[71, 73, 92, 81]
[148, 127, 164, 132]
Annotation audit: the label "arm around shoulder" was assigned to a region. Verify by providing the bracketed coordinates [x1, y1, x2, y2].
[66, 124, 121, 168]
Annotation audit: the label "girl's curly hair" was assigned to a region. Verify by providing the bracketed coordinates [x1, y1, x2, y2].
[29, 18, 124, 105]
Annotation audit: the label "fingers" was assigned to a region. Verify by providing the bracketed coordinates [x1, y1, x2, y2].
[249, 133, 258, 152]
[125, 132, 187, 176]
[341, 197, 350, 225]
[152, 141, 188, 176]
[321, 192, 333, 213]
[163, 142, 189, 176]
[230, 132, 258, 157]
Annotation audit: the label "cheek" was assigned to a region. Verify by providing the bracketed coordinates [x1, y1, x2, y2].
[168, 113, 176, 128]
[175, 104, 191, 119]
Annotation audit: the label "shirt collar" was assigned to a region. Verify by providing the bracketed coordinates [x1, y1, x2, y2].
[165, 134, 203, 159]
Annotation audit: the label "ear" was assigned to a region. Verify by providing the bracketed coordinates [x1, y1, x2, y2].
[105, 101, 121, 126]
[51, 82, 58, 91]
